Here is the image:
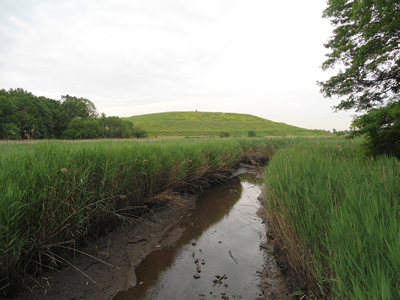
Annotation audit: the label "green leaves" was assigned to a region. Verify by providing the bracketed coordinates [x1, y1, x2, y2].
[350, 98, 400, 157]
[99, 116, 138, 138]
[61, 95, 98, 119]
[2, 123, 20, 140]
[320, 1, 400, 157]
[62, 117, 102, 139]
[319, 0, 400, 112]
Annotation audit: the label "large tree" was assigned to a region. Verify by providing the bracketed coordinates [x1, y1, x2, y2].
[319, 1, 400, 156]
[319, 0, 400, 111]
[61, 95, 98, 119]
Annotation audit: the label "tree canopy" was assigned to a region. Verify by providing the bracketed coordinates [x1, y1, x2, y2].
[351, 97, 400, 157]
[0, 88, 147, 140]
[61, 95, 98, 119]
[319, 1, 400, 157]
[99, 116, 134, 138]
[319, 0, 400, 112]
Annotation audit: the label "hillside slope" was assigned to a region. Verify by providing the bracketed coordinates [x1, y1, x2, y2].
[124, 111, 328, 137]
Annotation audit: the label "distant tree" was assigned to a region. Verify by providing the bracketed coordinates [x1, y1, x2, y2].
[15, 110, 31, 138]
[132, 127, 148, 139]
[0, 95, 20, 139]
[219, 131, 230, 138]
[2, 123, 20, 140]
[0, 95, 19, 124]
[52, 109, 71, 138]
[248, 130, 256, 137]
[0, 88, 119, 140]
[62, 118, 84, 139]
[3, 88, 64, 139]
[79, 118, 102, 139]
[100, 116, 134, 138]
[335, 130, 350, 136]
[61, 95, 98, 119]
[319, 1, 400, 156]
[63, 118, 102, 139]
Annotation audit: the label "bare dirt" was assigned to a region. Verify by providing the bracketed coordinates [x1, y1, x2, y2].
[256, 209, 294, 300]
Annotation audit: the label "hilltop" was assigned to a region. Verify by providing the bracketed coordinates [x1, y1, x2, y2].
[123, 111, 328, 137]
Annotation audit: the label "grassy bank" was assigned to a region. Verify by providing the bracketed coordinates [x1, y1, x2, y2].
[263, 138, 400, 298]
[0, 137, 291, 291]
[124, 111, 329, 137]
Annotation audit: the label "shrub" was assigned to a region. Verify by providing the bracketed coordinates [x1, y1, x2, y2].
[350, 99, 400, 158]
[219, 131, 230, 138]
[248, 130, 256, 137]
[133, 128, 148, 138]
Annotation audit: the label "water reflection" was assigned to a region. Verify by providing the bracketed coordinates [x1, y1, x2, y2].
[114, 173, 265, 299]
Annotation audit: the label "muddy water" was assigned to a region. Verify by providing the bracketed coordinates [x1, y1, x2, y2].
[114, 173, 274, 300]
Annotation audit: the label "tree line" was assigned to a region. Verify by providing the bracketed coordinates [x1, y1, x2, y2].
[0, 88, 147, 140]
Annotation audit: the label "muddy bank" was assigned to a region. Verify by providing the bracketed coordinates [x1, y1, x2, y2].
[7, 167, 292, 300]
[5, 192, 199, 300]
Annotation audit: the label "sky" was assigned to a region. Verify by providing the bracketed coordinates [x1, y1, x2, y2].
[0, 0, 355, 131]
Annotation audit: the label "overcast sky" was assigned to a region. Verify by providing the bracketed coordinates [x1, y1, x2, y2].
[0, 0, 355, 131]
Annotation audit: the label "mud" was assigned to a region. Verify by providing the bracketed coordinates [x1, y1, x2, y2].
[7, 167, 293, 300]
[6, 194, 199, 300]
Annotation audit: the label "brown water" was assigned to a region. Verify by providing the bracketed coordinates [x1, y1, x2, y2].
[114, 173, 270, 300]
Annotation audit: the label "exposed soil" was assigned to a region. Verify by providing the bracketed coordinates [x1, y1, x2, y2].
[256, 209, 295, 300]
[5, 194, 199, 300]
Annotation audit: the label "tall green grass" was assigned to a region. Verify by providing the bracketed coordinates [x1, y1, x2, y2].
[8, 136, 396, 298]
[263, 138, 400, 299]
[0, 137, 291, 289]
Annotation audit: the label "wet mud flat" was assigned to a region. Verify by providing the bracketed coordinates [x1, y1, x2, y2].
[8, 168, 291, 300]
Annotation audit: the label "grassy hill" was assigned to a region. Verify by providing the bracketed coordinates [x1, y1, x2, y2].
[123, 111, 329, 137]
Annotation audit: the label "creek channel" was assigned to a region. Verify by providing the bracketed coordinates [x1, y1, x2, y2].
[114, 168, 289, 300]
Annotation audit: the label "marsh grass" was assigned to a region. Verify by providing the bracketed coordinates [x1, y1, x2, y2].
[7, 136, 396, 298]
[0, 137, 291, 291]
[263, 138, 400, 298]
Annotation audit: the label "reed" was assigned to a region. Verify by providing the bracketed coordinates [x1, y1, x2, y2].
[0, 137, 291, 290]
[263, 138, 400, 298]
[8, 136, 396, 298]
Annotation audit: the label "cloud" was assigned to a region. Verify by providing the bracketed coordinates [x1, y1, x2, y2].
[0, 0, 353, 130]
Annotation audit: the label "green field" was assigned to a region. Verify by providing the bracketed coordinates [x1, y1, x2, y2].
[123, 111, 329, 137]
